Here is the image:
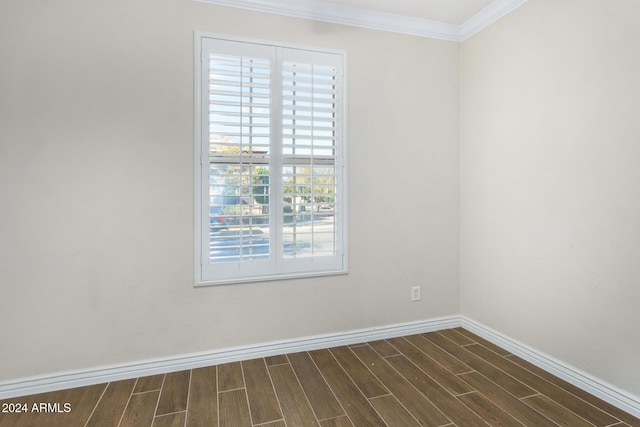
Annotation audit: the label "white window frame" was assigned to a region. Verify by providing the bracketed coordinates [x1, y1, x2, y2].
[194, 32, 348, 286]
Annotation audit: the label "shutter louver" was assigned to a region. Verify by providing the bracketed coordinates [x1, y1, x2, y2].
[282, 62, 338, 259]
[208, 53, 271, 264]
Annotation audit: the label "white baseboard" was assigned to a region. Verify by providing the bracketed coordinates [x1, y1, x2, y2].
[461, 317, 640, 420]
[3, 314, 639, 421]
[0, 315, 460, 399]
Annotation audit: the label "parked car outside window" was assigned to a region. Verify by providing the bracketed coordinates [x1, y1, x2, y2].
[209, 206, 227, 231]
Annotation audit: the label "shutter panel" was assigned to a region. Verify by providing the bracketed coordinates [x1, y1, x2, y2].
[201, 39, 274, 281]
[280, 50, 344, 273]
[209, 53, 271, 262]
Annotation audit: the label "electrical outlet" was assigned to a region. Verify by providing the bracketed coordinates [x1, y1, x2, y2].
[410, 286, 421, 302]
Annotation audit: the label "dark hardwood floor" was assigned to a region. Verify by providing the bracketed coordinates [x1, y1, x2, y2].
[1, 328, 638, 426]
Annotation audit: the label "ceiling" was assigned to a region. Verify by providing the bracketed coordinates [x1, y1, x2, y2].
[323, 0, 497, 25]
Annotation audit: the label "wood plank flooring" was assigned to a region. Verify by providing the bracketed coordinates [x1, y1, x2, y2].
[1, 328, 638, 426]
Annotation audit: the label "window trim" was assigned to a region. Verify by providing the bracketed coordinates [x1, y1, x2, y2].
[194, 32, 348, 286]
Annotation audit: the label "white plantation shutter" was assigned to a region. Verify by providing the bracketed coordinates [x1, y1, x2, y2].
[280, 49, 344, 274]
[196, 35, 346, 285]
[200, 39, 275, 281]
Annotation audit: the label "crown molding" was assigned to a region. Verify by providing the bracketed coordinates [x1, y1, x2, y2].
[459, 0, 528, 41]
[193, 0, 527, 42]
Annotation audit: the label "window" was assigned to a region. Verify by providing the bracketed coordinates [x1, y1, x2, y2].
[195, 34, 347, 285]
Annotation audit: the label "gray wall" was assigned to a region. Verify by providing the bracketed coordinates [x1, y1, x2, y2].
[460, 0, 640, 395]
[0, 0, 460, 380]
